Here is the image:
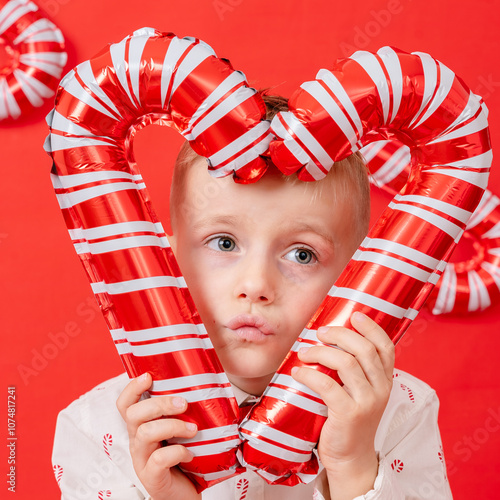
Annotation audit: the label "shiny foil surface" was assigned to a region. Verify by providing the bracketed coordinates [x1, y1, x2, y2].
[0, 0, 67, 120]
[46, 34, 492, 490]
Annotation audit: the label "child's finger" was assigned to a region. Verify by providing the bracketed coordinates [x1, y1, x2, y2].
[125, 396, 189, 436]
[133, 418, 197, 472]
[116, 373, 152, 419]
[142, 445, 194, 490]
[291, 365, 352, 414]
[297, 346, 372, 403]
[350, 312, 395, 380]
[315, 324, 390, 394]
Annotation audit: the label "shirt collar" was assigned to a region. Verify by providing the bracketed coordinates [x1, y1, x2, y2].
[231, 383, 261, 407]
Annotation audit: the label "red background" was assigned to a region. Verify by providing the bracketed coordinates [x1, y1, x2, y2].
[1, 0, 499, 498]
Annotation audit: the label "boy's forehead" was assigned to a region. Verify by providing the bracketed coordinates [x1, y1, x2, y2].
[187, 155, 336, 198]
[184, 155, 353, 213]
[182, 157, 358, 250]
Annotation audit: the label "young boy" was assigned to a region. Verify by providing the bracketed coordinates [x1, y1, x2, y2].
[53, 94, 452, 500]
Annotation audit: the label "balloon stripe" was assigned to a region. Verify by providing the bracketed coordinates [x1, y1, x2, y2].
[377, 47, 403, 123]
[75, 62, 123, 119]
[241, 435, 313, 464]
[183, 73, 247, 137]
[303, 80, 359, 149]
[0, 0, 36, 34]
[151, 372, 229, 392]
[351, 50, 390, 122]
[412, 63, 455, 129]
[406, 52, 439, 128]
[160, 36, 196, 108]
[352, 250, 433, 282]
[68, 221, 163, 240]
[467, 269, 491, 311]
[208, 122, 271, 169]
[74, 235, 171, 255]
[316, 69, 363, 138]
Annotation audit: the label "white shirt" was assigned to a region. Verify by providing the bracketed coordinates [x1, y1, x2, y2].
[52, 369, 453, 499]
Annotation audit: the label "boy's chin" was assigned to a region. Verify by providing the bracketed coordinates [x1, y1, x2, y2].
[225, 355, 279, 377]
[225, 364, 278, 394]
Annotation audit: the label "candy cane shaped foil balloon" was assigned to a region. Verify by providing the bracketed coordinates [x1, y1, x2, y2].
[362, 140, 500, 315]
[44, 28, 272, 490]
[239, 47, 492, 484]
[0, 0, 67, 121]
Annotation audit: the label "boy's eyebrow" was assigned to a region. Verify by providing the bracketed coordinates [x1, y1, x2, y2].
[191, 216, 337, 247]
[281, 221, 337, 248]
[192, 215, 240, 231]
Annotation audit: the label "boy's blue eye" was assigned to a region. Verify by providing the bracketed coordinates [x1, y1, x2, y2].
[285, 248, 316, 264]
[295, 249, 313, 264]
[207, 236, 236, 252]
[218, 237, 235, 251]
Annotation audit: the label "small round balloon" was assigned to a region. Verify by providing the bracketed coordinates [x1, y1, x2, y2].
[0, 0, 67, 121]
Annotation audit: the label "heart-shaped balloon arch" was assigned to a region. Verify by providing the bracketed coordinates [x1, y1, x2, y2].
[44, 28, 492, 491]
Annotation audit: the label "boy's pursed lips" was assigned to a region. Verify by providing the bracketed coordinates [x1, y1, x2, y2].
[225, 314, 276, 341]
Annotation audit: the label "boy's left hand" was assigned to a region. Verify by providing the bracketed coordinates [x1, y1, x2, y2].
[292, 312, 395, 499]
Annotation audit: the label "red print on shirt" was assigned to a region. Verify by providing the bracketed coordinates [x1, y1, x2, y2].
[236, 478, 249, 500]
[53, 464, 63, 484]
[103, 433, 113, 459]
[400, 383, 415, 403]
[391, 459, 405, 473]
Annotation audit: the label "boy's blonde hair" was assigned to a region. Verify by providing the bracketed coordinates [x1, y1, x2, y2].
[170, 91, 370, 247]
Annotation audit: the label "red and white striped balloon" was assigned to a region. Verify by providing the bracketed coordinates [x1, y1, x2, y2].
[362, 140, 500, 315]
[0, 0, 67, 120]
[240, 46, 491, 484]
[45, 27, 272, 491]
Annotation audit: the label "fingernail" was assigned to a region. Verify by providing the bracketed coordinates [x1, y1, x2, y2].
[291, 366, 300, 376]
[186, 422, 197, 432]
[173, 397, 186, 408]
[138, 372, 149, 382]
[353, 311, 366, 322]
[298, 346, 310, 354]
[317, 326, 328, 335]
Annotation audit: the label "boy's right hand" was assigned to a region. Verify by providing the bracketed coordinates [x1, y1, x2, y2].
[116, 373, 201, 500]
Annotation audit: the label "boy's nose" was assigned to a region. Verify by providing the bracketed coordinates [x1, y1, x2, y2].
[234, 256, 276, 304]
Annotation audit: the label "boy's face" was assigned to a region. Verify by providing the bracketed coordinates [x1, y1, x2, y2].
[170, 158, 360, 396]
